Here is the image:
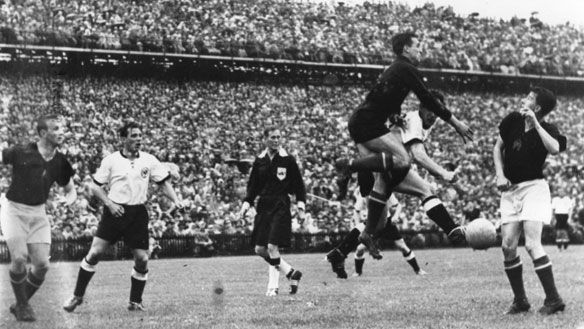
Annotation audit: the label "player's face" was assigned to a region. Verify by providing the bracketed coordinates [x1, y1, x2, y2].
[404, 37, 421, 62]
[521, 92, 537, 111]
[43, 119, 66, 146]
[265, 129, 282, 151]
[419, 107, 437, 129]
[125, 128, 143, 153]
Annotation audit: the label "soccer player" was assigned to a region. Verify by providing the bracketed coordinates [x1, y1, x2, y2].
[1, 114, 76, 322]
[327, 91, 455, 276]
[551, 188, 574, 250]
[493, 87, 566, 315]
[334, 32, 472, 257]
[238, 126, 305, 296]
[63, 121, 183, 312]
[351, 193, 427, 277]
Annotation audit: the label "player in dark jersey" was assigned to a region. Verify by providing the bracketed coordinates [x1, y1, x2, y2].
[239, 126, 305, 296]
[493, 87, 567, 315]
[334, 32, 472, 257]
[1, 114, 76, 322]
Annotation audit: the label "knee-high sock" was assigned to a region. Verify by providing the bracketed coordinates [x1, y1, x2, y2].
[280, 258, 293, 278]
[25, 268, 45, 300]
[130, 267, 148, 303]
[268, 265, 280, 290]
[504, 256, 526, 300]
[354, 255, 365, 274]
[74, 257, 97, 298]
[403, 250, 420, 273]
[9, 270, 27, 305]
[423, 196, 457, 234]
[365, 191, 387, 234]
[533, 255, 561, 301]
[337, 228, 361, 257]
[349, 153, 392, 172]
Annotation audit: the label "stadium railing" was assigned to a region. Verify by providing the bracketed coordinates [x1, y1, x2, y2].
[0, 227, 578, 263]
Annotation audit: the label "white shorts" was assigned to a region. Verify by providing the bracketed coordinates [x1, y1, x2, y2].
[0, 199, 50, 244]
[500, 179, 552, 225]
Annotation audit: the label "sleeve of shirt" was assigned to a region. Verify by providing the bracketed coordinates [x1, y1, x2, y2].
[2, 147, 15, 165]
[92, 156, 111, 186]
[149, 155, 171, 184]
[56, 156, 75, 186]
[543, 123, 567, 152]
[288, 156, 306, 203]
[400, 65, 452, 121]
[243, 158, 261, 204]
[401, 112, 424, 146]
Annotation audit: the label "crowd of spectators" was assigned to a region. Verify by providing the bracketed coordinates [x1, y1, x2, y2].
[1, 0, 583, 76]
[0, 75, 582, 244]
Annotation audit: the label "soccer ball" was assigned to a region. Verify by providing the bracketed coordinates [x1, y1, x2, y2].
[464, 218, 497, 250]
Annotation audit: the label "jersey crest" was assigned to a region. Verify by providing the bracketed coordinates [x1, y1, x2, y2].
[277, 167, 287, 181]
[141, 167, 150, 179]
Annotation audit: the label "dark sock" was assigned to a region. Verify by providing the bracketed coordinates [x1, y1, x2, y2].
[389, 165, 410, 189]
[74, 257, 97, 297]
[403, 250, 420, 273]
[563, 243, 569, 250]
[9, 270, 28, 305]
[355, 258, 365, 274]
[365, 191, 387, 233]
[285, 269, 294, 279]
[349, 153, 392, 172]
[423, 197, 457, 234]
[337, 228, 361, 256]
[25, 268, 45, 300]
[534, 256, 560, 301]
[504, 256, 526, 300]
[130, 267, 148, 303]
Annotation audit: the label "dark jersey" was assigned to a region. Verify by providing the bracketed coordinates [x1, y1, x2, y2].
[499, 112, 567, 184]
[243, 149, 306, 204]
[2, 142, 74, 205]
[352, 55, 452, 125]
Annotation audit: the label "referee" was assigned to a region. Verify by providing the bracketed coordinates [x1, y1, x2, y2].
[63, 122, 183, 312]
[239, 126, 306, 296]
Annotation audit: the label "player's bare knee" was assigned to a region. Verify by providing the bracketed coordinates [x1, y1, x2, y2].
[11, 257, 27, 272]
[524, 239, 542, 255]
[501, 243, 517, 259]
[267, 244, 279, 255]
[393, 153, 411, 170]
[254, 246, 267, 256]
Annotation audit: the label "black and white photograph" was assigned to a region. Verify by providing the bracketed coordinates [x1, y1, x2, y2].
[0, 0, 583, 328]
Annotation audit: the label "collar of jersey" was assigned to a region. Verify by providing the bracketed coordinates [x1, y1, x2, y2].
[120, 149, 140, 159]
[259, 148, 288, 158]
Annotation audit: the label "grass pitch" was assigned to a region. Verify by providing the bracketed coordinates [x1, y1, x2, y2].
[1, 246, 583, 329]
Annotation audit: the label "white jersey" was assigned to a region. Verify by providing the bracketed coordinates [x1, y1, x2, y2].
[400, 111, 433, 145]
[551, 196, 574, 215]
[93, 151, 169, 205]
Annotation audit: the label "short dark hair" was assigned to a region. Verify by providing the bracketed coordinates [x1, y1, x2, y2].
[391, 32, 417, 55]
[531, 86, 556, 116]
[36, 114, 60, 135]
[263, 125, 280, 138]
[118, 121, 142, 138]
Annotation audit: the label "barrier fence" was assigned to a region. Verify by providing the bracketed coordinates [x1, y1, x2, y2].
[0, 226, 577, 263]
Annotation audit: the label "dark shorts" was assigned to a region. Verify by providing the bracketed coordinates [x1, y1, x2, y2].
[348, 110, 390, 144]
[96, 204, 149, 250]
[357, 171, 391, 197]
[379, 221, 402, 241]
[555, 214, 569, 229]
[251, 197, 291, 248]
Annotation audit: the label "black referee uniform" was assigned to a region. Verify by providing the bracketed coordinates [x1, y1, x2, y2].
[244, 148, 306, 248]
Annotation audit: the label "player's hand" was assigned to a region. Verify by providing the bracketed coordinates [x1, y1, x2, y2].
[450, 117, 473, 143]
[239, 201, 251, 219]
[106, 201, 124, 217]
[496, 176, 512, 192]
[441, 170, 456, 183]
[520, 108, 537, 125]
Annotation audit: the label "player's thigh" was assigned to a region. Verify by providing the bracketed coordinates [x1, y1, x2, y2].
[28, 243, 50, 268]
[361, 132, 410, 167]
[523, 220, 543, 247]
[393, 170, 432, 199]
[500, 222, 522, 250]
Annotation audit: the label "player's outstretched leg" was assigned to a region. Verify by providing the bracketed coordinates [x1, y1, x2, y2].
[326, 228, 361, 278]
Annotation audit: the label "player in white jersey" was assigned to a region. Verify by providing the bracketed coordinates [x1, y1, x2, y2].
[327, 90, 458, 277]
[351, 192, 427, 277]
[63, 121, 183, 312]
[551, 188, 574, 250]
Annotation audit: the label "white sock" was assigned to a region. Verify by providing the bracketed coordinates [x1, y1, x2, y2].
[267, 265, 280, 290]
[280, 258, 292, 276]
